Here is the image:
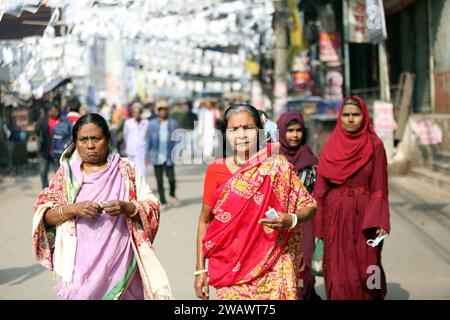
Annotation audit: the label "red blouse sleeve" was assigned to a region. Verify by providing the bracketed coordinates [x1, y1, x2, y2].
[203, 164, 217, 207]
[362, 139, 391, 232]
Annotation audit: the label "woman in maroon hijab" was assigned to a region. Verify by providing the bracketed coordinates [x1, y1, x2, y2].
[313, 96, 390, 300]
[277, 112, 320, 300]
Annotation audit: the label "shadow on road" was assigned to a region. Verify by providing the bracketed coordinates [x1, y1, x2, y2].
[386, 282, 410, 300]
[177, 164, 208, 176]
[175, 178, 205, 184]
[180, 196, 203, 207]
[315, 282, 410, 300]
[0, 264, 46, 285]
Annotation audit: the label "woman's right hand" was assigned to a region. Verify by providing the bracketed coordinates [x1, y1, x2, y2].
[194, 273, 209, 300]
[69, 201, 102, 220]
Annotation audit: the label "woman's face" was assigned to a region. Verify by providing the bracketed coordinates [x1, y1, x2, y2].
[226, 111, 258, 155]
[76, 123, 109, 165]
[285, 122, 303, 148]
[341, 104, 363, 133]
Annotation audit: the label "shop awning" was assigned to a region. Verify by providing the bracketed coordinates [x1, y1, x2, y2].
[30, 76, 71, 98]
[0, 6, 53, 40]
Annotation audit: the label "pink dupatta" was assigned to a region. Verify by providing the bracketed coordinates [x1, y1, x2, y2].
[203, 144, 308, 288]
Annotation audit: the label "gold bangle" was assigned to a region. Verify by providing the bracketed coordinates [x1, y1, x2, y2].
[59, 205, 68, 221]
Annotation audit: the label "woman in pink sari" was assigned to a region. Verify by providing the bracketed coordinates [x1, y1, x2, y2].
[194, 104, 317, 300]
[32, 113, 173, 300]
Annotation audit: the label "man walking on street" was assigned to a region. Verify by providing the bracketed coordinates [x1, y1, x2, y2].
[196, 99, 220, 161]
[180, 100, 198, 161]
[35, 102, 62, 188]
[123, 101, 150, 177]
[50, 109, 72, 164]
[148, 100, 181, 210]
[66, 97, 82, 124]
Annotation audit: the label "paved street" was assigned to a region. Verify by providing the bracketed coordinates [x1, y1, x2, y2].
[0, 164, 449, 300]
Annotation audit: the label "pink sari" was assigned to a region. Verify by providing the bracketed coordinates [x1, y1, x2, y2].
[203, 144, 316, 290]
[58, 153, 143, 299]
[33, 150, 173, 300]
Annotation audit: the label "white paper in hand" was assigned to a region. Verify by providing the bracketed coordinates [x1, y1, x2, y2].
[265, 208, 279, 219]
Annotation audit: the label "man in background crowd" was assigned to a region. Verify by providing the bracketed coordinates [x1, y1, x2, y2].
[196, 99, 220, 161]
[148, 100, 181, 210]
[35, 102, 63, 188]
[66, 97, 82, 124]
[123, 101, 150, 177]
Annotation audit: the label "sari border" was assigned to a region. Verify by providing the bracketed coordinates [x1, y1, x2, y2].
[102, 256, 137, 300]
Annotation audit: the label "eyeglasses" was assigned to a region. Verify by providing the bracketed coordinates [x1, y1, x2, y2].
[226, 125, 258, 134]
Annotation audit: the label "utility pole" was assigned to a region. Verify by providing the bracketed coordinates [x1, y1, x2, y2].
[272, 0, 288, 119]
[378, 40, 391, 101]
[343, 0, 351, 96]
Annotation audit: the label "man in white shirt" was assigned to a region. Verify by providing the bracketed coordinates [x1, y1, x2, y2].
[123, 102, 150, 177]
[196, 100, 220, 161]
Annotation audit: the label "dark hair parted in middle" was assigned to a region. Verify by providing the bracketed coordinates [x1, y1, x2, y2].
[220, 103, 265, 158]
[72, 113, 112, 144]
[343, 97, 362, 109]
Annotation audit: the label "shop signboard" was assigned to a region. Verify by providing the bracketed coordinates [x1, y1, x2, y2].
[348, 0, 371, 43]
[373, 100, 396, 158]
[373, 100, 397, 132]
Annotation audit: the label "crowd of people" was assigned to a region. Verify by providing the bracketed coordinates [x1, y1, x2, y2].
[31, 95, 391, 301]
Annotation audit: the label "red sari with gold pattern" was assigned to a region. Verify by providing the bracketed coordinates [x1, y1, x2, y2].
[202, 144, 316, 300]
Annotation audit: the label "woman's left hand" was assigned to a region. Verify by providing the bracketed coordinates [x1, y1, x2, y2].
[376, 228, 388, 237]
[259, 213, 293, 230]
[102, 200, 135, 217]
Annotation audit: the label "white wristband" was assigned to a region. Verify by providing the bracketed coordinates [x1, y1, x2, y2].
[289, 213, 298, 229]
[194, 269, 208, 276]
[129, 205, 139, 218]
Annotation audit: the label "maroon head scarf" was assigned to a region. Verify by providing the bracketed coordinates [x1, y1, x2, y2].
[277, 112, 318, 171]
[317, 96, 378, 185]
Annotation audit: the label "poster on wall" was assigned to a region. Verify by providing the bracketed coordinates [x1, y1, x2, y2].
[373, 100, 396, 158]
[292, 52, 313, 96]
[319, 32, 342, 62]
[373, 100, 397, 132]
[348, 0, 371, 43]
[293, 71, 313, 96]
[324, 69, 343, 100]
[410, 120, 443, 145]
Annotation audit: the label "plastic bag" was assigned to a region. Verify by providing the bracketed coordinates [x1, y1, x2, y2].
[312, 238, 324, 277]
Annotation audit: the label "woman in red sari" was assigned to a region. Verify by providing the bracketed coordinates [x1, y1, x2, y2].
[194, 104, 317, 300]
[313, 96, 390, 300]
